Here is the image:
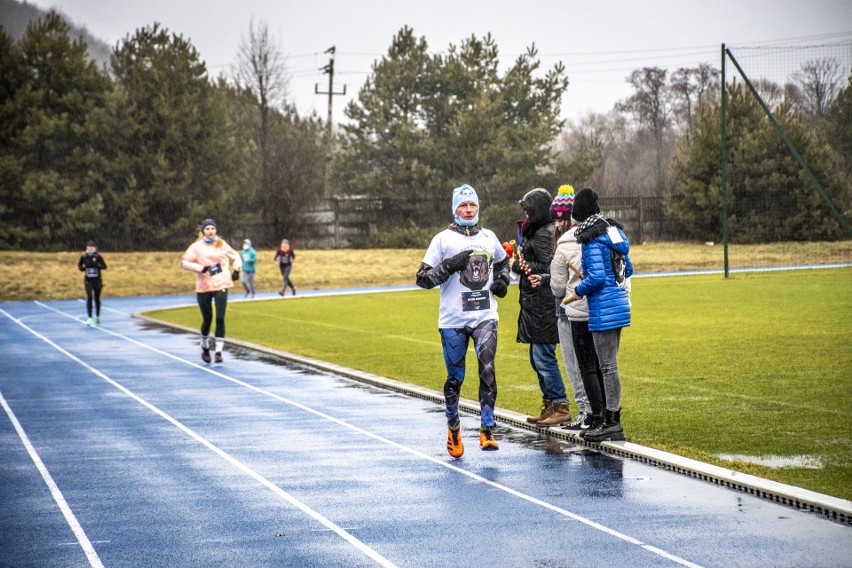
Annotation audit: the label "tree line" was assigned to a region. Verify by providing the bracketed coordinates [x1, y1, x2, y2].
[1, 12, 849, 251]
[0, 13, 325, 251]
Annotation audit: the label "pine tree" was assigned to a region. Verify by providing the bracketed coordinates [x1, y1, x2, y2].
[333, 27, 568, 229]
[0, 12, 110, 249]
[104, 24, 242, 249]
[670, 83, 850, 242]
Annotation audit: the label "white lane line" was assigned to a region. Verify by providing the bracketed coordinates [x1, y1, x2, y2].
[2, 307, 398, 568]
[32, 301, 704, 568]
[0, 389, 105, 568]
[75, 299, 131, 317]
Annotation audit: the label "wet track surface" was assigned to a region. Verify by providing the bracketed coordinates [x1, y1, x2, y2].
[1, 294, 850, 567]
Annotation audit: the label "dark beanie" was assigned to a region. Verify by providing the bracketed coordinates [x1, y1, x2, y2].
[200, 218, 217, 231]
[571, 188, 600, 221]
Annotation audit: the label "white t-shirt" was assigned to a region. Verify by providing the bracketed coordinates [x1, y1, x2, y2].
[422, 227, 508, 329]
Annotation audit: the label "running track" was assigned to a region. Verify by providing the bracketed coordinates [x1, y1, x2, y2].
[1, 293, 849, 568]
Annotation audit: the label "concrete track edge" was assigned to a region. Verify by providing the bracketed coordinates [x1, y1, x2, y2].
[135, 313, 852, 526]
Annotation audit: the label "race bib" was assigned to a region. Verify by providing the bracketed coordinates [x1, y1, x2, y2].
[461, 290, 491, 312]
[85, 268, 99, 278]
[207, 263, 223, 276]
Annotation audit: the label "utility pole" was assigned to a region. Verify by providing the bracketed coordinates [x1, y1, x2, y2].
[315, 46, 346, 197]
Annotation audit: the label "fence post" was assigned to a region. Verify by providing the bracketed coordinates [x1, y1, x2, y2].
[721, 43, 730, 278]
[331, 197, 339, 248]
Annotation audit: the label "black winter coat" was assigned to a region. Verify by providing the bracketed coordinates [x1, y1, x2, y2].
[78, 253, 107, 281]
[515, 189, 559, 344]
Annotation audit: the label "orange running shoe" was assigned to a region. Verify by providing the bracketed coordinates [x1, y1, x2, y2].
[479, 428, 499, 451]
[447, 426, 464, 458]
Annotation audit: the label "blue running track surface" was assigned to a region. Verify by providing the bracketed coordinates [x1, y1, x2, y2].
[0, 296, 849, 568]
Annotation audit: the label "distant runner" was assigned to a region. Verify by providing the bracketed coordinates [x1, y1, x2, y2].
[78, 240, 107, 326]
[274, 239, 297, 296]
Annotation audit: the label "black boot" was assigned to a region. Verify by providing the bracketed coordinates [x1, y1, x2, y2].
[584, 409, 625, 442]
[579, 411, 604, 439]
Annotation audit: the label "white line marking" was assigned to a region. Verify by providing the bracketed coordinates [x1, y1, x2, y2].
[74, 298, 132, 318]
[637, 262, 852, 278]
[28, 301, 705, 567]
[2, 307, 398, 568]
[0, 388, 105, 568]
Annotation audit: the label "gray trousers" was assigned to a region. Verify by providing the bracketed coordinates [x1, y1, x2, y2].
[241, 271, 255, 295]
[592, 328, 623, 411]
[557, 318, 590, 414]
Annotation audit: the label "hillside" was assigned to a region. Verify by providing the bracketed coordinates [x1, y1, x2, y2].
[0, 0, 111, 67]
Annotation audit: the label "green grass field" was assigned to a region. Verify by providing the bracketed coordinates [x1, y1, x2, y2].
[146, 267, 852, 501]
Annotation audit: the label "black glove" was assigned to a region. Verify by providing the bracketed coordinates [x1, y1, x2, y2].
[443, 250, 472, 273]
[231, 270, 240, 281]
[490, 280, 508, 298]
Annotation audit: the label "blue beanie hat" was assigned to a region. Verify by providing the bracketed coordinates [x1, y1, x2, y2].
[200, 219, 217, 231]
[452, 184, 480, 226]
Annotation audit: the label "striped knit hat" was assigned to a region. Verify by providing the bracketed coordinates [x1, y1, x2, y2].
[550, 184, 575, 221]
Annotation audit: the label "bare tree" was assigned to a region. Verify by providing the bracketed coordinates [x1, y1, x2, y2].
[558, 112, 612, 189]
[792, 58, 842, 123]
[671, 63, 719, 129]
[752, 78, 786, 108]
[616, 67, 673, 189]
[692, 63, 720, 111]
[234, 19, 288, 193]
[748, 78, 808, 118]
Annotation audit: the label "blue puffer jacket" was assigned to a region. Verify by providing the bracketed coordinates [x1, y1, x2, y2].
[575, 217, 633, 331]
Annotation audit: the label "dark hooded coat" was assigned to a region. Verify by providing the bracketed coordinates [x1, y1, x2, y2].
[515, 188, 559, 344]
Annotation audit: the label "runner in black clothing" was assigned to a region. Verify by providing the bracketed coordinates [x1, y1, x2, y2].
[78, 240, 107, 326]
[274, 239, 298, 296]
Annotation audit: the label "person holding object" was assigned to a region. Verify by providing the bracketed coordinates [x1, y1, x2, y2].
[78, 240, 107, 326]
[179, 219, 241, 364]
[416, 184, 511, 458]
[515, 188, 571, 427]
[570, 188, 633, 442]
[274, 239, 297, 296]
[528, 185, 594, 430]
[240, 239, 257, 298]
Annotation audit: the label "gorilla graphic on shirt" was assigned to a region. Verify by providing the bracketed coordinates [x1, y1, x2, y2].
[458, 249, 492, 291]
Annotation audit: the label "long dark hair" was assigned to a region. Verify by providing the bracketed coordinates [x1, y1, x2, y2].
[551, 220, 568, 252]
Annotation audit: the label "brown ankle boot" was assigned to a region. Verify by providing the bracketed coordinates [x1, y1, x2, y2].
[526, 399, 553, 424]
[537, 402, 572, 426]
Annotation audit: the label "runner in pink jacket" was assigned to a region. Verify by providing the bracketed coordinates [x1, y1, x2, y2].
[180, 219, 241, 363]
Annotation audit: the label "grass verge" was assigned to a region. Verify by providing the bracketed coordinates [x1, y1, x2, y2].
[2, 241, 850, 302]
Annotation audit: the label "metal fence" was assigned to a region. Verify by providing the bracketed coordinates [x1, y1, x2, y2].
[286, 195, 681, 249]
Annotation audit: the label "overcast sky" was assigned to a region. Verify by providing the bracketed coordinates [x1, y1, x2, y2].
[27, 0, 852, 125]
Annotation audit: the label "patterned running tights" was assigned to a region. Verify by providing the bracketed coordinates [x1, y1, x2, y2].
[439, 319, 498, 429]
